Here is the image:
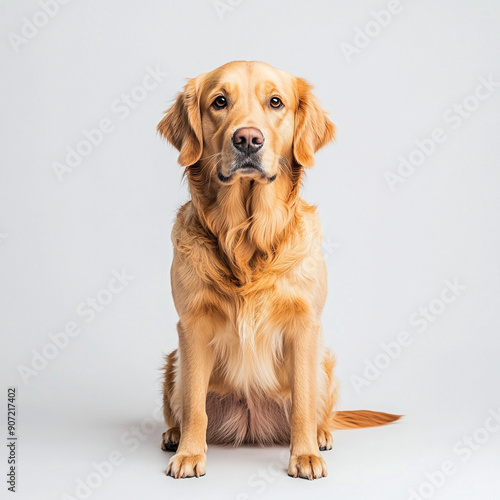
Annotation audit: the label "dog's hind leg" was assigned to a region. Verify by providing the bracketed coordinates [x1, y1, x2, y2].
[161, 349, 181, 452]
[317, 348, 339, 451]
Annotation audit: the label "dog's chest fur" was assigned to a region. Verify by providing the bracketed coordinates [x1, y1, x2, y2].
[209, 290, 287, 397]
[173, 200, 326, 397]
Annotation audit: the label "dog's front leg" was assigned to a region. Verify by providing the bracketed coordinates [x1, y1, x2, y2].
[285, 322, 327, 480]
[166, 320, 215, 478]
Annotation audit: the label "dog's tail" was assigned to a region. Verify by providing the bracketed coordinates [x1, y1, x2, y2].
[330, 410, 402, 430]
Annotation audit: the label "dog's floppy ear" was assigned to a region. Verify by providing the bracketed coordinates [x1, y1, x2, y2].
[157, 77, 203, 167]
[293, 77, 336, 168]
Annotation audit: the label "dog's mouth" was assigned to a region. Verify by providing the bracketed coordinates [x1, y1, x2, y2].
[217, 159, 277, 184]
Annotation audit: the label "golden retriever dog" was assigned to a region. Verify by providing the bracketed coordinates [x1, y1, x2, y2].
[158, 61, 400, 480]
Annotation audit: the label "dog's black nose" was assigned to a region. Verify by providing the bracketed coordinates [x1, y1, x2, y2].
[232, 127, 264, 154]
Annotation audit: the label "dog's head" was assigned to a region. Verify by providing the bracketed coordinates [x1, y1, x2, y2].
[158, 61, 335, 185]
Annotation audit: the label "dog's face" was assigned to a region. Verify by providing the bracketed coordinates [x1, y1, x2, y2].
[197, 62, 296, 184]
[158, 61, 335, 185]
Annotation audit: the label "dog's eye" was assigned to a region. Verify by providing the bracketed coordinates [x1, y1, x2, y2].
[212, 96, 227, 109]
[270, 97, 283, 109]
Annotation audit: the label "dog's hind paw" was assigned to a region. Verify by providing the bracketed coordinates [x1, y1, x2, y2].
[161, 427, 180, 452]
[317, 428, 333, 451]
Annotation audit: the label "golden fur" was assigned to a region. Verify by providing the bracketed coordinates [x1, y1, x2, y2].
[158, 61, 400, 480]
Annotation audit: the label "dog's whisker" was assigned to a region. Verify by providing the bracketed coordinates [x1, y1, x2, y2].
[208, 157, 224, 191]
[270, 154, 291, 177]
[199, 152, 222, 162]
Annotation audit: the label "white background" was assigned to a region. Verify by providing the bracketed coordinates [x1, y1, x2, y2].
[1, 1, 500, 499]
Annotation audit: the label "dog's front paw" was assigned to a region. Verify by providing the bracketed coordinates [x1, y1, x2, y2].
[166, 452, 206, 478]
[288, 453, 327, 480]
